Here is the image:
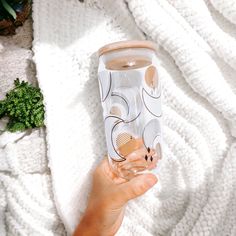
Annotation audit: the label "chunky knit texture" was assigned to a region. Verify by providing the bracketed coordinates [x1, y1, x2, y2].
[1, 0, 236, 235]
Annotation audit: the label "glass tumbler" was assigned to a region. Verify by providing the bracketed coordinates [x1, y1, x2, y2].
[98, 40, 162, 179]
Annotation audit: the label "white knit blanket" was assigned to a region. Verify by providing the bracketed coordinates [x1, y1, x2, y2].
[1, 0, 236, 235]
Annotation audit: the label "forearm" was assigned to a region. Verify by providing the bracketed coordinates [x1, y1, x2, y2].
[73, 200, 113, 236]
[73, 207, 102, 236]
[73, 216, 99, 236]
[73, 200, 121, 236]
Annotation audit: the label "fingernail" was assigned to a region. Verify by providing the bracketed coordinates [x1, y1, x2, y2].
[146, 177, 157, 187]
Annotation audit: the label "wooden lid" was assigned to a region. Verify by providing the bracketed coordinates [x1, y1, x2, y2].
[98, 40, 157, 56]
[106, 55, 151, 70]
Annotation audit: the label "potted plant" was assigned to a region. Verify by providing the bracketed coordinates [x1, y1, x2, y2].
[0, 0, 31, 35]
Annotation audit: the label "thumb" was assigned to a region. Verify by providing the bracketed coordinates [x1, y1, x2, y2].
[116, 174, 158, 204]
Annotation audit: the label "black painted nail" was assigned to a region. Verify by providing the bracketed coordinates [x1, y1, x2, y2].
[150, 156, 153, 161]
[147, 147, 150, 153]
[145, 155, 148, 161]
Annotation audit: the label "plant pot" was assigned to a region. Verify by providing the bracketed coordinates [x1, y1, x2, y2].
[0, 0, 31, 35]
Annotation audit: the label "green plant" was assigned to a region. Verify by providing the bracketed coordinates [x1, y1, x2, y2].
[1, 0, 17, 19]
[0, 0, 31, 35]
[0, 79, 45, 132]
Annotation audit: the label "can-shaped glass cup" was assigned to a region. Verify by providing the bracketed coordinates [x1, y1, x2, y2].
[98, 40, 162, 179]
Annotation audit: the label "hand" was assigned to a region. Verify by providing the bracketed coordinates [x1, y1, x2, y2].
[73, 156, 158, 236]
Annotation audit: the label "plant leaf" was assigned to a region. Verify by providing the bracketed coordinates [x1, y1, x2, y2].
[1, 0, 17, 19]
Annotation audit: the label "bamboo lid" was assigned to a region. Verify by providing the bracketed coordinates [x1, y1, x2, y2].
[98, 40, 157, 57]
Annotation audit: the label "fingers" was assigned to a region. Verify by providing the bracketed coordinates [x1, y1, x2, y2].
[93, 156, 119, 182]
[117, 147, 157, 174]
[116, 173, 158, 204]
[123, 148, 155, 162]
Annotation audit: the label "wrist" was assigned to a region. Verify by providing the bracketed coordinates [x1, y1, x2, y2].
[73, 201, 107, 236]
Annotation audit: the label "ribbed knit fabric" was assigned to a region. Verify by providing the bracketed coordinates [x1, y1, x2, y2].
[1, 0, 236, 235]
[210, 0, 236, 25]
[30, 0, 236, 235]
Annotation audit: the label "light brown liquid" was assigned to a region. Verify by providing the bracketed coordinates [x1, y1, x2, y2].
[106, 56, 151, 70]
